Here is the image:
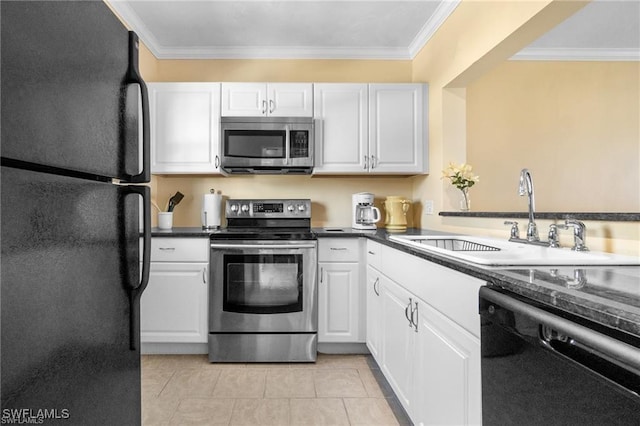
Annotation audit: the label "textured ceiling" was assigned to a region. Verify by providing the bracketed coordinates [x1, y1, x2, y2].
[108, 0, 640, 60]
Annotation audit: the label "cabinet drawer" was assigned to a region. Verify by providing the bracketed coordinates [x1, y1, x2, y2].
[148, 238, 209, 262]
[318, 238, 360, 262]
[366, 240, 383, 270]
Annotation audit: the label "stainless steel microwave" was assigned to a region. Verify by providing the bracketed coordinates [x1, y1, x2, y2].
[220, 117, 314, 174]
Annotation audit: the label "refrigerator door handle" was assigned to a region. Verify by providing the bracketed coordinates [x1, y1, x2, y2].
[121, 184, 151, 350]
[124, 31, 150, 184]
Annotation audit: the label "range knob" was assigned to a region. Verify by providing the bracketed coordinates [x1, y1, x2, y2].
[230, 204, 239, 213]
[297, 204, 306, 212]
[241, 204, 250, 213]
[287, 204, 295, 212]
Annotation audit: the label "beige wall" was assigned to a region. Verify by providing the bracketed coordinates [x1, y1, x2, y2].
[151, 59, 412, 83]
[154, 175, 415, 229]
[466, 60, 640, 212]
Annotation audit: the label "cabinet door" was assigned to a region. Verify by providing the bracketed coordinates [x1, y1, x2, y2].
[221, 83, 267, 116]
[269, 83, 313, 117]
[141, 262, 209, 343]
[318, 262, 361, 343]
[365, 265, 383, 360]
[150, 83, 221, 174]
[380, 275, 415, 413]
[313, 84, 368, 173]
[413, 300, 482, 426]
[369, 84, 427, 174]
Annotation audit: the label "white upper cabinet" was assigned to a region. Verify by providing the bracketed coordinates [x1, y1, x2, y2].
[313, 84, 368, 173]
[314, 83, 428, 175]
[369, 83, 427, 174]
[221, 83, 313, 117]
[149, 83, 221, 174]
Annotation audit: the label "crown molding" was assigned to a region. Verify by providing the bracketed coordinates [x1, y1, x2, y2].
[408, 0, 461, 58]
[153, 46, 412, 60]
[511, 47, 640, 61]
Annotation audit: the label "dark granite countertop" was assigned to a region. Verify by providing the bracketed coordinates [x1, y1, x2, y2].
[151, 227, 215, 237]
[314, 227, 640, 339]
[440, 211, 640, 221]
[153, 226, 640, 338]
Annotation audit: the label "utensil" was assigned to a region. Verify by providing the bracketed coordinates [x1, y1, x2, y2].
[167, 191, 184, 212]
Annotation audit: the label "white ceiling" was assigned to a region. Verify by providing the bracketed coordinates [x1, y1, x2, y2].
[108, 0, 640, 61]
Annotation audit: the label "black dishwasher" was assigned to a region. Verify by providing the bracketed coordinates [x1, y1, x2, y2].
[480, 286, 640, 426]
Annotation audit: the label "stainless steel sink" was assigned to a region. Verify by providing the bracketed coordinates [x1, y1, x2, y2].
[388, 235, 640, 266]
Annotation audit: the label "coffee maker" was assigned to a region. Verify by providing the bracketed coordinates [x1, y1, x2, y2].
[352, 192, 381, 230]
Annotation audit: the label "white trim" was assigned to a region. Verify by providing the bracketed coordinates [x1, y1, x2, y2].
[408, 0, 461, 58]
[152, 46, 412, 60]
[107, 0, 165, 59]
[511, 48, 640, 61]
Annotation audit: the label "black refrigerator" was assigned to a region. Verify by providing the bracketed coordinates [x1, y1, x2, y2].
[1, 1, 151, 424]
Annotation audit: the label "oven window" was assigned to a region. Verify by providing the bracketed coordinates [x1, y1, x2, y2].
[223, 254, 303, 314]
[224, 130, 286, 158]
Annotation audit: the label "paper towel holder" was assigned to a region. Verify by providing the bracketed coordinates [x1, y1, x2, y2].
[202, 188, 222, 230]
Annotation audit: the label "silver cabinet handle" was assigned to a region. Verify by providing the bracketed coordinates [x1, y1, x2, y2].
[373, 277, 380, 296]
[215, 155, 220, 169]
[158, 247, 175, 251]
[202, 267, 207, 284]
[330, 247, 347, 251]
[404, 298, 413, 326]
[262, 99, 267, 115]
[368, 250, 375, 255]
[269, 99, 274, 114]
[371, 155, 377, 169]
[364, 155, 368, 170]
[320, 267, 324, 284]
[411, 301, 418, 332]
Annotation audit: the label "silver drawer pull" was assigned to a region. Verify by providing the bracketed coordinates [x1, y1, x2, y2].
[158, 247, 176, 251]
[368, 250, 375, 255]
[330, 247, 347, 251]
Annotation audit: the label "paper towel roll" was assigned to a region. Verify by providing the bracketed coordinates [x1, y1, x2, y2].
[202, 192, 222, 229]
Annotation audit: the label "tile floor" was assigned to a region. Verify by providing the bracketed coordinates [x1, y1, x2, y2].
[142, 353, 410, 425]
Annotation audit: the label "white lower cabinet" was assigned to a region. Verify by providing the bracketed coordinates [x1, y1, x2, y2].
[365, 265, 382, 359]
[318, 262, 361, 342]
[141, 262, 208, 343]
[413, 299, 482, 426]
[141, 238, 209, 350]
[367, 241, 482, 425]
[317, 238, 365, 343]
[380, 275, 416, 413]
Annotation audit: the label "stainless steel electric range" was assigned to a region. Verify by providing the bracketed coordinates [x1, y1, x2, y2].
[208, 199, 317, 362]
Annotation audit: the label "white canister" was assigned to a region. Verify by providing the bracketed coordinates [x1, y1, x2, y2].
[202, 190, 222, 229]
[157, 212, 173, 230]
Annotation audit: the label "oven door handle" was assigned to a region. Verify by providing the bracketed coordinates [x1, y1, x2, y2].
[210, 243, 316, 250]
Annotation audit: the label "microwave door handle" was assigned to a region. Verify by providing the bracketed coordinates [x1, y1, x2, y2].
[285, 125, 290, 165]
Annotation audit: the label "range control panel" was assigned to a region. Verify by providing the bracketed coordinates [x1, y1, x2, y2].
[226, 199, 311, 219]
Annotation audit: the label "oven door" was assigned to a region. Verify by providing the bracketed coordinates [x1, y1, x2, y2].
[209, 240, 317, 333]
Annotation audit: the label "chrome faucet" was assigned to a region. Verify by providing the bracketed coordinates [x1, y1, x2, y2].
[519, 169, 539, 242]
